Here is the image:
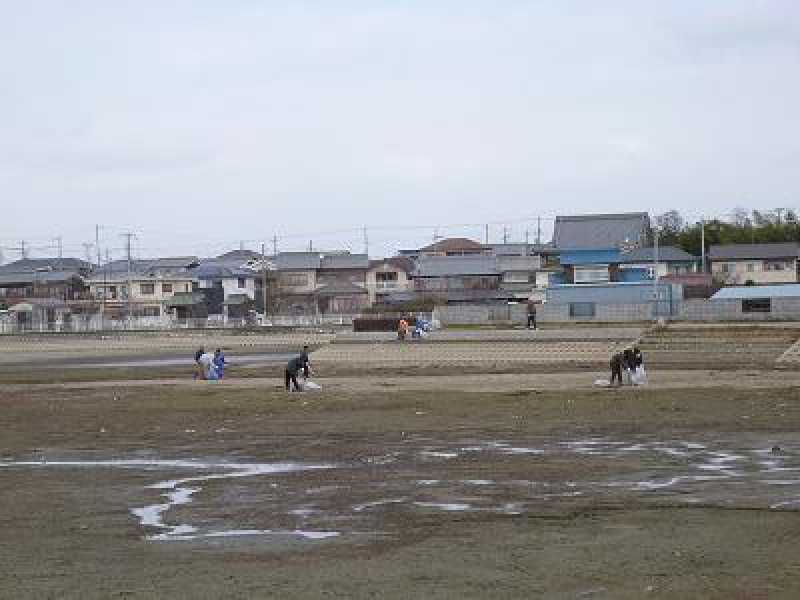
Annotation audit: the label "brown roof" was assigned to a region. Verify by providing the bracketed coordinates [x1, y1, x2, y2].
[369, 257, 414, 272]
[419, 238, 484, 253]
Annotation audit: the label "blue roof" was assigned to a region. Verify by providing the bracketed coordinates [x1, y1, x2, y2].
[711, 285, 800, 300]
[558, 249, 621, 265]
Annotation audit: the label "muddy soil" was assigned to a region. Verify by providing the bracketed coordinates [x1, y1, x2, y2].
[2, 376, 800, 598]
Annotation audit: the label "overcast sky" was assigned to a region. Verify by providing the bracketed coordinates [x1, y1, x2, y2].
[1, 1, 799, 261]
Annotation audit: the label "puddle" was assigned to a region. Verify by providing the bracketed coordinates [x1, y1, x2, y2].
[4, 435, 800, 545]
[414, 502, 471, 512]
[0, 458, 335, 542]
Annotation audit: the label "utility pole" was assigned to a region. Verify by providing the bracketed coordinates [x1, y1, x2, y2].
[19, 240, 27, 259]
[485, 224, 489, 245]
[700, 218, 706, 273]
[261, 242, 268, 318]
[95, 225, 102, 269]
[272, 234, 278, 257]
[308, 240, 313, 252]
[121, 232, 135, 320]
[363, 226, 369, 256]
[54, 236, 63, 269]
[536, 216, 542, 246]
[503, 226, 508, 244]
[525, 229, 530, 250]
[653, 226, 660, 320]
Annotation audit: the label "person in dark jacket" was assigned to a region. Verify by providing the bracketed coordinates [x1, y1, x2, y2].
[299, 345, 311, 378]
[285, 355, 304, 392]
[632, 346, 644, 369]
[610, 352, 624, 386]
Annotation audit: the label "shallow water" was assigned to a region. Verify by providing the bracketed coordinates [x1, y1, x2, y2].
[3, 435, 800, 544]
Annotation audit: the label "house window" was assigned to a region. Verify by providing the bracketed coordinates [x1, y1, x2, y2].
[162, 283, 173, 293]
[573, 267, 609, 284]
[238, 277, 246, 289]
[742, 298, 771, 313]
[569, 302, 596, 318]
[721, 263, 729, 273]
[376, 272, 398, 282]
[746, 263, 754, 272]
[765, 261, 787, 271]
[140, 283, 155, 295]
[141, 307, 161, 317]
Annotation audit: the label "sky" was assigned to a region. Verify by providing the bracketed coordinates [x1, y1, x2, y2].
[1, 1, 799, 261]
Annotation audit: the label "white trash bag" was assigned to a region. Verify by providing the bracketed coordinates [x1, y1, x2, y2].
[304, 380, 322, 391]
[630, 366, 648, 386]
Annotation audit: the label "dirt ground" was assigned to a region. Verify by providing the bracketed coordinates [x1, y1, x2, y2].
[3, 366, 800, 598]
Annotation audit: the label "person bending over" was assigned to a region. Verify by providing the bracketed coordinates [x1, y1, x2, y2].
[285, 355, 305, 392]
[299, 345, 312, 378]
[609, 352, 624, 386]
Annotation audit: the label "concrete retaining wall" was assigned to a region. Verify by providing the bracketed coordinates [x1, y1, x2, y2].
[539, 302, 653, 323]
[434, 304, 528, 326]
[680, 298, 800, 321]
[540, 297, 800, 323]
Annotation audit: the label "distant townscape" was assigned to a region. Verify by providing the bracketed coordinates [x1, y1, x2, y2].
[2, 211, 800, 332]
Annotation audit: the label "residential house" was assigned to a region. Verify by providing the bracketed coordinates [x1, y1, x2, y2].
[615, 246, 699, 281]
[708, 243, 800, 285]
[365, 257, 414, 305]
[87, 257, 197, 318]
[557, 246, 698, 285]
[315, 253, 370, 313]
[272, 251, 369, 315]
[3, 298, 73, 331]
[273, 252, 321, 315]
[399, 237, 487, 260]
[553, 212, 651, 251]
[0, 258, 91, 304]
[413, 255, 508, 304]
[193, 251, 269, 320]
[551, 212, 651, 284]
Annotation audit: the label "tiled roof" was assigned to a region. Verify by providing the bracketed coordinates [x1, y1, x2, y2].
[483, 243, 534, 256]
[419, 238, 484, 253]
[320, 253, 369, 269]
[0, 258, 91, 273]
[275, 252, 322, 270]
[708, 243, 800, 260]
[618, 246, 697, 263]
[216, 249, 263, 261]
[191, 260, 258, 280]
[553, 212, 650, 250]
[0, 270, 85, 285]
[415, 255, 499, 277]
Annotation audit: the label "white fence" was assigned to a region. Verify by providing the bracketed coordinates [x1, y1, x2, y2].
[0, 312, 361, 334]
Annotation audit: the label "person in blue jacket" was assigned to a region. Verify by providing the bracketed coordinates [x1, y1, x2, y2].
[213, 348, 226, 379]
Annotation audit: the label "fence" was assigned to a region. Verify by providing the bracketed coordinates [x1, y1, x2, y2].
[0, 314, 366, 334]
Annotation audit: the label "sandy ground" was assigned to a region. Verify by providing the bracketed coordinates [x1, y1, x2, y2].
[2, 368, 800, 598]
[4, 368, 799, 394]
[3, 325, 800, 598]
